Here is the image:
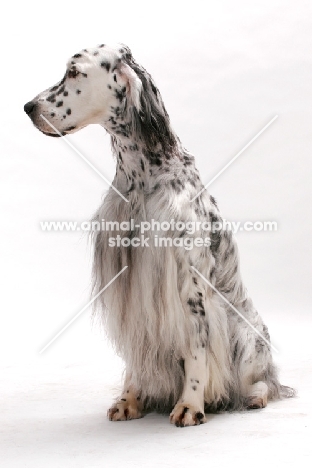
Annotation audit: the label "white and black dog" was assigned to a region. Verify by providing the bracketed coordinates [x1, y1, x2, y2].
[24, 44, 294, 426]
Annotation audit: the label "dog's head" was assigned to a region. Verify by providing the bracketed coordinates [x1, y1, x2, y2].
[24, 43, 176, 152]
[24, 44, 143, 137]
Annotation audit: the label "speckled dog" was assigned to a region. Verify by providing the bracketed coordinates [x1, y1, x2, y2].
[24, 43, 294, 427]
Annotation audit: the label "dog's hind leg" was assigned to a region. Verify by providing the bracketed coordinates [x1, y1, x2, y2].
[246, 381, 268, 409]
[169, 347, 207, 427]
[108, 375, 143, 421]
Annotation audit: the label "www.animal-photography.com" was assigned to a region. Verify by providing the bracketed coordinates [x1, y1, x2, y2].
[1, 1, 311, 467]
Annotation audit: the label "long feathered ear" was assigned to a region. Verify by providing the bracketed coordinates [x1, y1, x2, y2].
[118, 53, 177, 153]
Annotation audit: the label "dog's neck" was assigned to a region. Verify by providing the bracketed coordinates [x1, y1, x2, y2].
[110, 134, 176, 193]
[102, 118, 189, 195]
[101, 95, 200, 197]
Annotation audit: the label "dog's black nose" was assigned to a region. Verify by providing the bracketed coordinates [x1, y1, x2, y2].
[24, 101, 36, 115]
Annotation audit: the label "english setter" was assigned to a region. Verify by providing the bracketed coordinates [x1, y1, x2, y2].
[24, 43, 294, 427]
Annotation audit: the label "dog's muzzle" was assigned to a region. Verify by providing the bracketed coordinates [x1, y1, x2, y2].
[23, 100, 63, 137]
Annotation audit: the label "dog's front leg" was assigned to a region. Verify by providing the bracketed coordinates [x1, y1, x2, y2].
[170, 347, 207, 427]
[108, 375, 143, 421]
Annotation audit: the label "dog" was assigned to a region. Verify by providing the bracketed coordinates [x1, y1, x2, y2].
[24, 43, 294, 427]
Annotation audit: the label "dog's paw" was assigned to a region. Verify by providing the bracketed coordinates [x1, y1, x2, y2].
[108, 396, 143, 421]
[246, 395, 267, 410]
[170, 402, 207, 427]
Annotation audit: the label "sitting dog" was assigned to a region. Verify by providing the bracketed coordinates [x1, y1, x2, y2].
[24, 43, 294, 426]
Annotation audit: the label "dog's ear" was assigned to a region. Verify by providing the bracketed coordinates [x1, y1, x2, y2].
[118, 53, 176, 152]
[118, 62, 142, 112]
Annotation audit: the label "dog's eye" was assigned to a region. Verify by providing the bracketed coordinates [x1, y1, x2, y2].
[68, 68, 80, 79]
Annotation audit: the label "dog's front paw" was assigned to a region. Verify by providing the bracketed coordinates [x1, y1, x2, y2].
[108, 395, 143, 421]
[170, 402, 207, 427]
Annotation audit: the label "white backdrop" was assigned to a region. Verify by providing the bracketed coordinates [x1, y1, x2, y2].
[1, 1, 311, 466]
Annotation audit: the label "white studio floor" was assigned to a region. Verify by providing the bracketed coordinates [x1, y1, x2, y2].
[2, 331, 311, 468]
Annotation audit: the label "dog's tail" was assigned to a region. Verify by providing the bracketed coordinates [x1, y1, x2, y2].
[280, 385, 297, 398]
